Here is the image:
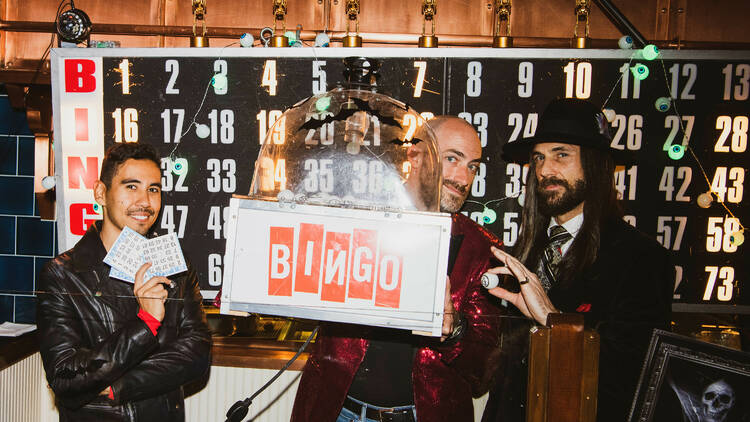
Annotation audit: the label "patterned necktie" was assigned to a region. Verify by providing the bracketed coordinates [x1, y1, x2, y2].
[537, 225, 573, 290]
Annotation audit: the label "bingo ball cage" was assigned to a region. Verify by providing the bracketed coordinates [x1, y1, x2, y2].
[248, 57, 442, 213]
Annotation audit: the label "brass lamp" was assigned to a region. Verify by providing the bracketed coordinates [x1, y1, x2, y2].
[342, 0, 363, 47]
[492, 0, 512, 48]
[573, 0, 591, 48]
[418, 0, 438, 48]
[270, 0, 289, 47]
[190, 0, 209, 47]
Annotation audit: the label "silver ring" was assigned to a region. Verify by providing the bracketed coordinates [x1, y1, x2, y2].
[518, 278, 529, 285]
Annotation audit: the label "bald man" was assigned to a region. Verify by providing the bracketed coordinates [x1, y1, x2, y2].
[291, 115, 504, 422]
[430, 116, 483, 213]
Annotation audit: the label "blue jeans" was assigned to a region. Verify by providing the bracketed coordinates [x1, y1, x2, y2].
[336, 396, 417, 422]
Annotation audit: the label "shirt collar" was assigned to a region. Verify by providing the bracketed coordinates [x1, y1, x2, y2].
[548, 211, 584, 239]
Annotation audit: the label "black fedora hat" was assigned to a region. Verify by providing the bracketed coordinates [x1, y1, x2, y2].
[502, 98, 619, 163]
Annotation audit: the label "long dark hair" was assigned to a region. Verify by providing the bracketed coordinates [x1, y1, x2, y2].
[513, 146, 622, 288]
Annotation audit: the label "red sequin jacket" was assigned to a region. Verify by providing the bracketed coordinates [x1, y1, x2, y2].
[291, 213, 504, 422]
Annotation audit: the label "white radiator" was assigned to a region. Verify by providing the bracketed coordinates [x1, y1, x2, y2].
[184, 366, 488, 422]
[0, 357, 488, 421]
[185, 366, 302, 421]
[0, 353, 44, 422]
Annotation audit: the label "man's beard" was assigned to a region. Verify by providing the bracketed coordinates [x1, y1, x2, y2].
[536, 176, 586, 217]
[440, 179, 469, 213]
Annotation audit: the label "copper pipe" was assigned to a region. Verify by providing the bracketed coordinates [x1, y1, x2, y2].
[1, 19, 750, 49]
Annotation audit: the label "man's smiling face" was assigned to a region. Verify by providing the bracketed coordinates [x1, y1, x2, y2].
[95, 158, 162, 237]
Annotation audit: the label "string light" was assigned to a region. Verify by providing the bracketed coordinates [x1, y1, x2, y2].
[667, 144, 685, 160]
[631, 63, 649, 80]
[641, 44, 659, 61]
[315, 96, 331, 112]
[482, 208, 497, 224]
[654, 97, 671, 112]
[696, 192, 713, 209]
[314, 32, 330, 47]
[617, 35, 633, 49]
[240, 33, 254, 47]
[211, 73, 228, 91]
[195, 123, 210, 139]
[730, 230, 745, 247]
[172, 158, 188, 175]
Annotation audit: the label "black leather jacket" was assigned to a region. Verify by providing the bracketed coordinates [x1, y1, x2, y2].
[36, 223, 212, 421]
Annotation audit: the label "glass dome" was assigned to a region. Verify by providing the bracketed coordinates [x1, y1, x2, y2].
[249, 77, 441, 213]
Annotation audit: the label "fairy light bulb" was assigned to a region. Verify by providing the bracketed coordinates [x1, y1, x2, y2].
[482, 207, 497, 224]
[314, 32, 330, 47]
[641, 44, 660, 61]
[211, 73, 228, 90]
[631, 63, 649, 80]
[729, 230, 745, 247]
[172, 158, 188, 175]
[315, 96, 332, 112]
[696, 192, 713, 208]
[618, 35, 633, 49]
[196, 123, 210, 139]
[668, 144, 685, 160]
[240, 33, 254, 47]
[655, 97, 671, 112]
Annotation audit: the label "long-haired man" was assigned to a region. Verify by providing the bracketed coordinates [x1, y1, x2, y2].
[482, 99, 673, 421]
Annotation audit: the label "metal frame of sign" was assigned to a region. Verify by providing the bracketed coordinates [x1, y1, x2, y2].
[50, 47, 748, 310]
[220, 197, 453, 336]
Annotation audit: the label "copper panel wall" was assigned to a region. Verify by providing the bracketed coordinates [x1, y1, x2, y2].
[1, 0, 750, 72]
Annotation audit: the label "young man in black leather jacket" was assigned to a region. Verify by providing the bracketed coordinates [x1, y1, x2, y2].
[37, 143, 211, 421]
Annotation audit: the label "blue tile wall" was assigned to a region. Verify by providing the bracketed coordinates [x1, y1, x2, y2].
[0, 86, 53, 324]
[0, 95, 33, 136]
[0, 256, 34, 293]
[17, 137, 34, 176]
[16, 217, 54, 256]
[0, 295, 12, 322]
[14, 296, 36, 324]
[0, 216, 13, 254]
[0, 175, 34, 215]
[0, 135, 17, 174]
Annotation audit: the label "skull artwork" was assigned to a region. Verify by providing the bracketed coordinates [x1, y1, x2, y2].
[700, 379, 735, 422]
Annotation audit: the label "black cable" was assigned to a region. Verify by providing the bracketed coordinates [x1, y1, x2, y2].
[225, 325, 320, 422]
[25, 0, 70, 99]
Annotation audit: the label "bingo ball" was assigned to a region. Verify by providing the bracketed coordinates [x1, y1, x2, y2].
[481, 272, 499, 289]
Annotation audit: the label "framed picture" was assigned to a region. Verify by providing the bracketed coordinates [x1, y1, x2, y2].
[629, 329, 750, 422]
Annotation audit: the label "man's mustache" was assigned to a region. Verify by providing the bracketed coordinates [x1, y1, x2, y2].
[444, 179, 468, 195]
[127, 207, 155, 216]
[538, 177, 570, 190]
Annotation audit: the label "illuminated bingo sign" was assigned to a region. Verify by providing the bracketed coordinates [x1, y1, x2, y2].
[52, 54, 105, 249]
[51, 48, 747, 312]
[220, 198, 452, 336]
